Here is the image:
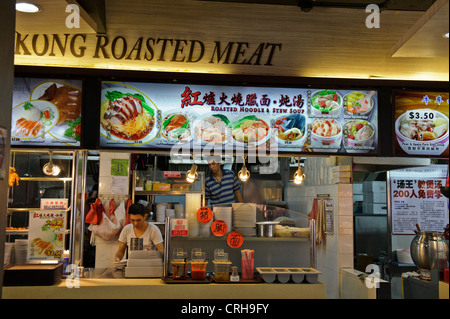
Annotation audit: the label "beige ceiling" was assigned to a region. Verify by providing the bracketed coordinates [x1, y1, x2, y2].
[14, 0, 449, 82]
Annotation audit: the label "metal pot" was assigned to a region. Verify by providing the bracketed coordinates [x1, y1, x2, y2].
[256, 221, 279, 237]
[410, 231, 447, 270]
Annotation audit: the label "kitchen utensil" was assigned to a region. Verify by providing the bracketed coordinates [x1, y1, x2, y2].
[256, 221, 280, 237]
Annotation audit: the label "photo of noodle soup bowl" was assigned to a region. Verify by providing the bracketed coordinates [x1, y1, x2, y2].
[230, 115, 270, 146]
[395, 109, 449, 155]
[310, 90, 343, 118]
[343, 120, 376, 153]
[310, 118, 342, 152]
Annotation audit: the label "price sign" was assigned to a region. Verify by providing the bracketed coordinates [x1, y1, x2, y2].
[171, 218, 188, 237]
[28, 210, 66, 260]
[211, 220, 228, 237]
[196, 206, 213, 224]
[408, 110, 436, 121]
[227, 231, 244, 248]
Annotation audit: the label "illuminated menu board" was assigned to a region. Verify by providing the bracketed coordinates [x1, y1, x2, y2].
[11, 78, 82, 147]
[99, 81, 378, 155]
[394, 91, 449, 157]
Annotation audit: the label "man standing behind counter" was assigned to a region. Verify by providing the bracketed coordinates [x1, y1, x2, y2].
[114, 203, 164, 266]
[205, 157, 243, 206]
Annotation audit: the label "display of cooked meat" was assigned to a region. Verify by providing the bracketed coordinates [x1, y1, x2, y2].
[165, 114, 188, 132]
[39, 83, 81, 125]
[13, 118, 43, 137]
[31, 237, 54, 255]
[103, 95, 143, 124]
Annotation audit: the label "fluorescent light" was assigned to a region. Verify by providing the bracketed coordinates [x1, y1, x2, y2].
[444, 33, 449, 39]
[16, 2, 40, 13]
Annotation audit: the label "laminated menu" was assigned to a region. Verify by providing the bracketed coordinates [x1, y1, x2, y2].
[28, 211, 66, 260]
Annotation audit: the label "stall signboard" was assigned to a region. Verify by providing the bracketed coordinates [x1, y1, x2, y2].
[394, 91, 449, 157]
[11, 77, 82, 147]
[99, 81, 378, 155]
[389, 165, 449, 235]
[28, 210, 66, 260]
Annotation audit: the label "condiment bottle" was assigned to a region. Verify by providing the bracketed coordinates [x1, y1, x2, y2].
[230, 266, 239, 282]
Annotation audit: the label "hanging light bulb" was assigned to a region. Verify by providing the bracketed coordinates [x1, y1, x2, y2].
[238, 156, 250, 182]
[293, 157, 305, 185]
[186, 162, 198, 183]
[43, 151, 61, 176]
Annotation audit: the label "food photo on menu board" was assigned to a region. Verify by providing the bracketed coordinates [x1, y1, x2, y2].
[394, 91, 449, 157]
[11, 78, 82, 147]
[99, 81, 378, 155]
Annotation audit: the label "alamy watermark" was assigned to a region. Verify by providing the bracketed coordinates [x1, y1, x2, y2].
[366, 4, 380, 29]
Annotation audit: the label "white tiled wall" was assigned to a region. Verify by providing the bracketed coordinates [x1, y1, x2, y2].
[285, 157, 354, 299]
[94, 151, 130, 268]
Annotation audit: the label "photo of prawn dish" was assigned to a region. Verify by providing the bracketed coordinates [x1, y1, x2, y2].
[161, 112, 192, 141]
[30, 81, 82, 143]
[230, 115, 270, 145]
[194, 114, 230, 144]
[309, 118, 343, 151]
[273, 114, 306, 145]
[344, 91, 375, 117]
[343, 120, 375, 153]
[100, 88, 157, 142]
[11, 100, 59, 139]
[310, 90, 342, 118]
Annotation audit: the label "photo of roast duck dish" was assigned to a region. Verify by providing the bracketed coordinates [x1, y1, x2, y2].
[162, 113, 192, 141]
[11, 100, 58, 139]
[101, 88, 157, 141]
[34, 82, 81, 126]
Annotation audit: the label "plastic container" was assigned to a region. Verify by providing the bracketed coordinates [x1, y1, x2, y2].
[191, 261, 208, 280]
[190, 248, 207, 280]
[213, 260, 232, 281]
[172, 248, 188, 280]
[172, 261, 188, 280]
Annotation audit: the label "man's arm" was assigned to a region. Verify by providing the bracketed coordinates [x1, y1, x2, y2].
[156, 243, 165, 259]
[114, 241, 127, 265]
[234, 189, 243, 203]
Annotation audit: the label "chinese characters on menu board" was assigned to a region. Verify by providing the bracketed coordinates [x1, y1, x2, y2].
[389, 165, 448, 235]
[11, 78, 82, 147]
[99, 81, 379, 154]
[394, 91, 449, 157]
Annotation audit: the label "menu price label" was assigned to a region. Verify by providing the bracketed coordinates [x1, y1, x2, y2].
[394, 91, 449, 157]
[389, 165, 449, 235]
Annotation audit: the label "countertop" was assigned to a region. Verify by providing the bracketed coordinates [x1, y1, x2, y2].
[2, 268, 326, 299]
